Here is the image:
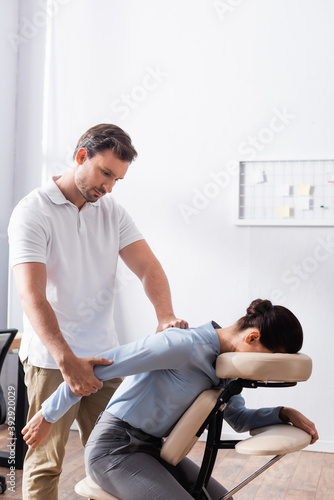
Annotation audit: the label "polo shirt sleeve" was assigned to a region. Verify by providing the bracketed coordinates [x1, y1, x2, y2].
[116, 203, 144, 251]
[8, 203, 48, 267]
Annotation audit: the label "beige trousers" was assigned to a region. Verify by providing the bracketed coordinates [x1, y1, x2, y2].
[22, 362, 122, 500]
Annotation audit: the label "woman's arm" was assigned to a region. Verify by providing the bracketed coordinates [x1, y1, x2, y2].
[223, 394, 283, 433]
[41, 330, 191, 423]
[224, 395, 318, 444]
[22, 329, 192, 447]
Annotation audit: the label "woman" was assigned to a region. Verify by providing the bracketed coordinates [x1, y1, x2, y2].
[23, 299, 318, 500]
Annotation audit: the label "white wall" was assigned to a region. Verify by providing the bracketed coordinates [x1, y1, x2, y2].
[4, 0, 334, 452]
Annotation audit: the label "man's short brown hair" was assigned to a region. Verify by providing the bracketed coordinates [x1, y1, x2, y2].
[73, 124, 137, 163]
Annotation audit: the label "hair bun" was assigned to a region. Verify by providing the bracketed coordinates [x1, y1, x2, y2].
[246, 299, 273, 316]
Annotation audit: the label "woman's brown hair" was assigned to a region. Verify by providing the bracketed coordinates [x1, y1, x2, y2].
[236, 299, 303, 353]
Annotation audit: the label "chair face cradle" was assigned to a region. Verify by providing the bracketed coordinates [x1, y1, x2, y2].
[75, 351, 312, 500]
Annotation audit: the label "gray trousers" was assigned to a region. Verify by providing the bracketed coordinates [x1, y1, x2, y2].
[85, 412, 232, 500]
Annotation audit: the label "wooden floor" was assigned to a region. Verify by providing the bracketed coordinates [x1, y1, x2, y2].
[0, 427, 333, 499]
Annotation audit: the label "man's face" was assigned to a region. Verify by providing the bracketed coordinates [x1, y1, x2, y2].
[74, 148, 129, 203]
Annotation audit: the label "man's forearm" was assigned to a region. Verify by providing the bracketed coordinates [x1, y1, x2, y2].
[13, 262, 109, 396]
[141, 261, 175, 322]
[13, 262, 73, 367]
[20, 292, 73, 368]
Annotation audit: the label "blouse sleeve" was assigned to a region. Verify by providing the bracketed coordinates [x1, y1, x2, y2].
[223, 393, 283, 433]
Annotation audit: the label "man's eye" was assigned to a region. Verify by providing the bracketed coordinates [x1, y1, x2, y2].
[102, 171, 110, 176]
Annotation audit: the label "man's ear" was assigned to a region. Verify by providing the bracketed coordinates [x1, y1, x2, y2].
[244, 330, 261, 344]
[75, 148, 88, 165]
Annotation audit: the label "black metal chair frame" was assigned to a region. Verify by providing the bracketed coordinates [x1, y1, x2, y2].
[192, 378, 297, 500]
[0, 329, 28, 470]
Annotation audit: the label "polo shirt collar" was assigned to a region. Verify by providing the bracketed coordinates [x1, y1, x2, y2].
[43, 177, 101, 207]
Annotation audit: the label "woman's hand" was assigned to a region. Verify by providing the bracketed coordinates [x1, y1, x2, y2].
[280, 407, 318, 444]
[22, 409, 53, 448]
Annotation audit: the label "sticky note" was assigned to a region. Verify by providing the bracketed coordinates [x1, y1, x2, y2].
[278, 206, 291, 218]
[278, 184, 291, 196]
[299, 183, 311, 195]
[295, 197, 310, 210]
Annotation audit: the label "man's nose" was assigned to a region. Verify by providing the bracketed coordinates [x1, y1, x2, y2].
[104, 179, 116, 193]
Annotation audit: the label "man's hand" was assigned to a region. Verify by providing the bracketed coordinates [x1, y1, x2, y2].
[59, 355, 113, 396]
[156, 317, 189, 333]
[280, 407, 318, 444]
[22, 410, 52, 449]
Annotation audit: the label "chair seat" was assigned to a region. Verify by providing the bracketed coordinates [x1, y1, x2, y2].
[235, 424, 312, 456]
[75, 476, 120, 500]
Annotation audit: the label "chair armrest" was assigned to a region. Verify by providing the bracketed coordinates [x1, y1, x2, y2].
[235, 424, 311, 456]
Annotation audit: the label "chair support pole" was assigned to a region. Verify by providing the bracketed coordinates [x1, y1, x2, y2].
[220, 454, 285, 500]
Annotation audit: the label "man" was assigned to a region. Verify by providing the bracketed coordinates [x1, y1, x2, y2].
[8, 123, 188, 500]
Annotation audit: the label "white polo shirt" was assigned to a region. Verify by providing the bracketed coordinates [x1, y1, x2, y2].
[8, 177, 143, 369]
